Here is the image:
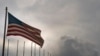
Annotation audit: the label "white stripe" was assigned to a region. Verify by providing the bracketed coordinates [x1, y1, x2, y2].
[8, 24, 41, 33]
[7, 31, 42, 45]
[8, 27, 41, 38]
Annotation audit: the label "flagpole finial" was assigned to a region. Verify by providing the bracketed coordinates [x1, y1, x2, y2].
[6, 7, 8, 10]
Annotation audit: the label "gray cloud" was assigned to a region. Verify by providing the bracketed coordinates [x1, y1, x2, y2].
[58, 36, 99, 56]
[0, 0, 100, 56]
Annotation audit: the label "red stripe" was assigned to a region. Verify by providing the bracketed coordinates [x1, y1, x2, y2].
[8, 27, 40, 36]
[23, 23, 41, 33]
[8, 24, 40, 34]
[8, 24, 41, 35]
[8, 29, 43, 42]
[8, 27, 42, 40]
[7, 24, 44, 47]
[7, 32, 41, 45]
[7, 32, 43, 46]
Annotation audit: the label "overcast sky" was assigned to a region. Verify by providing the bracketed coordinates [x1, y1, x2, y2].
[0, 0, 100, 56]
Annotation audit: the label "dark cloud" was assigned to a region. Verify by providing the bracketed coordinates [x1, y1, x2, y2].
[58, 36, 99, 56]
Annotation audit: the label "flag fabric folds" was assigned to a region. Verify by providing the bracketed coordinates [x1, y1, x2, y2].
[7, 12, 44, 47]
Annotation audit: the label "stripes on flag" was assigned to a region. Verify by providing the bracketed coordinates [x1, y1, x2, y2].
[7, 12, 44, 47]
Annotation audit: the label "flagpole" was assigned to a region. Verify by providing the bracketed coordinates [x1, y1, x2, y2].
[31, 42, 33, 56]
[43, 50, 45, 56]
[34, 43, 36, 56]
[2, 7, 8, 56]
[7, 39, 9, 56]
[16, 40, 19, 56]
[50, 53, 51, 56]
[39, 47, 41, 56]
[23, 41, 25, 56]
[48, 52, 49, 56]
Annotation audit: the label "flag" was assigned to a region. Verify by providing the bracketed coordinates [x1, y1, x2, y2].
[7, 12, 44, 47]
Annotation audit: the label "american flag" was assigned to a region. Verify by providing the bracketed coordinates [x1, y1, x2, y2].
[7, 12, 44, 47]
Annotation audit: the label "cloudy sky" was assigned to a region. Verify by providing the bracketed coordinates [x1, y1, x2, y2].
[0, 0, 100, 56]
